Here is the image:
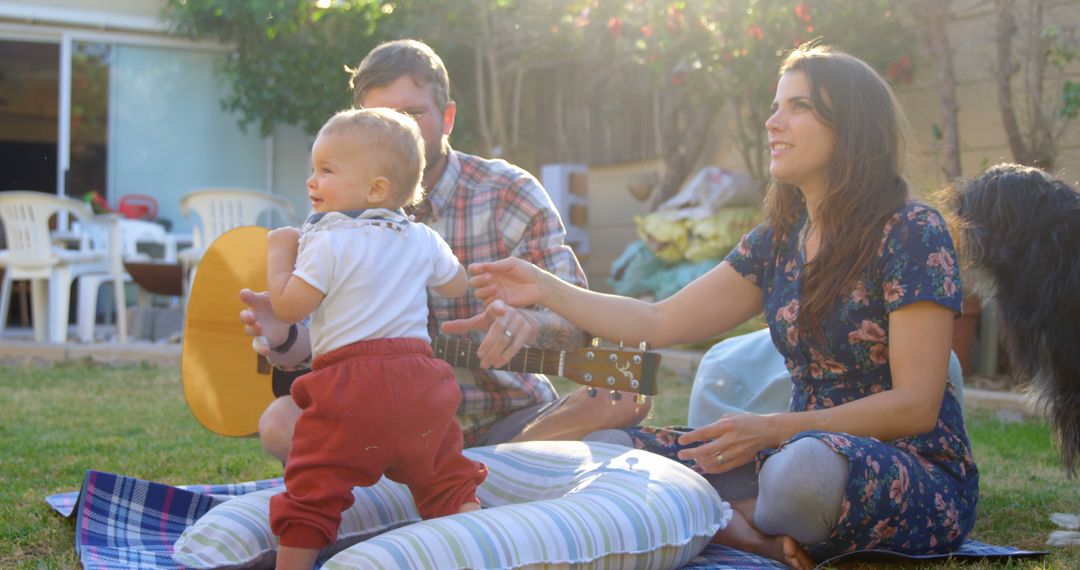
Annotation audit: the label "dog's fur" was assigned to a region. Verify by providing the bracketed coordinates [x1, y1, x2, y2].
[945, 163, 1080, 477]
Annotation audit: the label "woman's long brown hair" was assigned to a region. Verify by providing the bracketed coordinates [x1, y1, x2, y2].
[764, 44, 912, 344]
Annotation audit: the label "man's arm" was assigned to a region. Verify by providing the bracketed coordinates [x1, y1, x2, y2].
[531, 307, 584, 350]
[442, 172, 587, 362]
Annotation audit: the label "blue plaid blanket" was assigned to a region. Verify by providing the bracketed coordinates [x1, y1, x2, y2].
[48, 470, 1047, 569]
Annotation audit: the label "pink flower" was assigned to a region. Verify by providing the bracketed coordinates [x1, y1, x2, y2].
[871, 518, 896, 543]
[810, 348, 847, 375]
[775, 299, 800, 323]
[863, 479, 878, 500]
[870, 343, 888, 365]
[654, 431, 678, 446]
[848, 320, 886, 343]
[883, 280, 905, 303]
[735, 237, 750, 256]
[850, 280, 869, 305]
[878, 214, 901, 255]
[890, 465, 910, 503]
[927, 247, 956, 273]
[943, 277, 957, 297]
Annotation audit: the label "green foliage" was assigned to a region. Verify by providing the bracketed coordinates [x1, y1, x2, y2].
[1064, 80, 1080, 119]
[556, 0, 916, 182]
[162, 0, 387, 136]
[158, 0, 915, 177]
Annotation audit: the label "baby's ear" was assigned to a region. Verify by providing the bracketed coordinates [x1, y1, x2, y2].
[368, 176, 390, 204]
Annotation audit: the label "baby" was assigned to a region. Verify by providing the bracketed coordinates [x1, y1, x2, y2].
[266, 108, 486, 569]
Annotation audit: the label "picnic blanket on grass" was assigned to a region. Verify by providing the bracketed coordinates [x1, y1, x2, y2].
[48, 470, 1047, 569]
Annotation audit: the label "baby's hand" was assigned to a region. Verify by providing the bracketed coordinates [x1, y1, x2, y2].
[267, 227, 301, 254]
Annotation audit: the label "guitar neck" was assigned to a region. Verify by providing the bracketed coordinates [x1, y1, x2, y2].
[431, 336, 563, 376]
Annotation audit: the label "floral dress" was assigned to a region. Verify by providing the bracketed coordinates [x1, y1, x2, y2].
[625, 202, 978, 560]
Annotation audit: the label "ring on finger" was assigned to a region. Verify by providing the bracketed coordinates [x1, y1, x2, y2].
[715, 452, 725, 465]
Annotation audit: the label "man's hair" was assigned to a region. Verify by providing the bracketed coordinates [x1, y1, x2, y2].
[318, 107, 426, 208]
[348, 39, 450, 112]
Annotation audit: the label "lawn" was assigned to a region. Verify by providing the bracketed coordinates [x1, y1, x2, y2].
[1, 360, 1077, 569]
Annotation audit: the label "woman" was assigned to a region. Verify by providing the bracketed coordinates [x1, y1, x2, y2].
[455, 44, 978, 568]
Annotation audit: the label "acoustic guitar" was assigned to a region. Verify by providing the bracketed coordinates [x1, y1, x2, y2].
[181, 226, 661, 437]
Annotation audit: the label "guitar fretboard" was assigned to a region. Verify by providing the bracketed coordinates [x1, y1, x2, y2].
[431, 336, 564, 376]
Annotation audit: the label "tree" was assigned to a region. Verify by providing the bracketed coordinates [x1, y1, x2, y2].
[163, 0, 386, 136]
[919, 0, 962, 180]
[568, 1, 916, 201]
[994, 0, 1080, 171]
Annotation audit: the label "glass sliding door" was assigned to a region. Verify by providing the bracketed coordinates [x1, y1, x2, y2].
[69, 41, 110, 201]
[3, 31, 275, 231]
[106, 44, 267, 233]
[0, 39, 59, 193]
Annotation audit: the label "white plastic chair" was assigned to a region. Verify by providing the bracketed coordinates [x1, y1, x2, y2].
[178, 188, 297, 299]
[0, 191, 121, 343]
[75, 219, 175, 343]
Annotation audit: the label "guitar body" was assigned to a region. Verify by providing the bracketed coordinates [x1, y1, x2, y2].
[181, 226, 661, 437]
[182, 226, 274, 437]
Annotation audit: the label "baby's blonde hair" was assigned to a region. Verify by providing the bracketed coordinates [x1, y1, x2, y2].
[318, 107, 425, 208]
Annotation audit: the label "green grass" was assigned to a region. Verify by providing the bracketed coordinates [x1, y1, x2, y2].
[2, 361, 1077, 568]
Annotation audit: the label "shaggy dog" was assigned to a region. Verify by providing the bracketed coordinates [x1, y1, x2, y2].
[945, 163, 1080, 477]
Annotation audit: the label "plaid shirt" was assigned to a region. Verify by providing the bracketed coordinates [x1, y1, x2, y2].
[410, 149, 587, 445]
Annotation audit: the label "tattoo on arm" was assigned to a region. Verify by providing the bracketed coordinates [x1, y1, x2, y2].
[529, 308, 585, 350]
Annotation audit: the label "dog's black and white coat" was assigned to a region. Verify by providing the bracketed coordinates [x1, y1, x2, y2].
[948, 163, 1080, 476]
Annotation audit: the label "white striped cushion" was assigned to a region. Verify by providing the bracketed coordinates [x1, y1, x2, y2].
[174, 441, 730, 569]
[172, 477, 421, 568]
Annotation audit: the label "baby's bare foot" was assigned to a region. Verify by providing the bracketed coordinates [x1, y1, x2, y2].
[456, 501, 481, 514]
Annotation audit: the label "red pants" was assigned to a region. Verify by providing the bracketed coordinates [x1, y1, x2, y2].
[269, 338, 488, 549]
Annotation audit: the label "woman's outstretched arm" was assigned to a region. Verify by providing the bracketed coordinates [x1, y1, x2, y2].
[466, 257, 764, 349]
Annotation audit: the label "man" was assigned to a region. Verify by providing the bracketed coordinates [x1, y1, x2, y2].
[243, 39, 650, 462]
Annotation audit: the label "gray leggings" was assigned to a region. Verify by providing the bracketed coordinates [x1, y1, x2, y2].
[583, 431, 848, 545]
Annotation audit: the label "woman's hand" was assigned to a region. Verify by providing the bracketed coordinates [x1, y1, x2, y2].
[440, 300, 540, 368]
[468, 258, 547, 308]
[676, 413, 781, 474]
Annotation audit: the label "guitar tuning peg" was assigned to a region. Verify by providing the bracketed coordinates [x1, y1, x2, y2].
[591, 337, 600, 347]
[639, 341, 649, 351]
[588, 387, 597, 398]
[610, 390, 622, 401]
[619, 340, 624, 349]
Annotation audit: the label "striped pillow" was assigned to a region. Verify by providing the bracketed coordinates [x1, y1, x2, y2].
[174, 441, 729, 569]
[172, 478, 420, 568]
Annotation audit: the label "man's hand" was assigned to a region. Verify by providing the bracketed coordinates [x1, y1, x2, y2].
[240, 288, 289, 356]
[441, 300, 540, 369]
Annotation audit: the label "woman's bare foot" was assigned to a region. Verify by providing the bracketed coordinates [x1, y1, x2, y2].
[712, 506, 815, 569]
[456, 501, 481, 514]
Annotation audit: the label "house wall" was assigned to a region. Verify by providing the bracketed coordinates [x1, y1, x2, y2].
[0, 0, 319, 231]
